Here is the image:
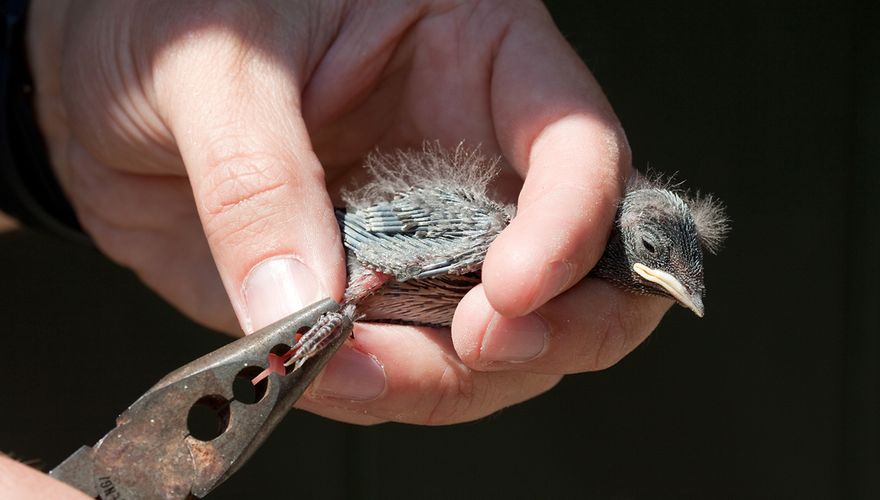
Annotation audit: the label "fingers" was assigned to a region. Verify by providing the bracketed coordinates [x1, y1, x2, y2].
[484, 3, 631, 317]
[294, 323, 562, 425]
[63, 142, 240, 333]
[452, 282, 672, 375]
[154, 30, 346, 333]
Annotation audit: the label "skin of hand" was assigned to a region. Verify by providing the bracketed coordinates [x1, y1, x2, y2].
[27, 0, 673, 430]
[0, 454, 90, 499]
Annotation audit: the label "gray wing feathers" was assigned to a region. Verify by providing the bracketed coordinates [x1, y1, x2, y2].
[335, 143, 515, 326]
[337, 185, 511, 281]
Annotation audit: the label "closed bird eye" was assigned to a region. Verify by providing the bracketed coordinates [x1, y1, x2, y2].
[641, 237, 656, 255]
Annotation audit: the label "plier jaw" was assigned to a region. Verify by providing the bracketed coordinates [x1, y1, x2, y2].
[50, 298, 351, 499]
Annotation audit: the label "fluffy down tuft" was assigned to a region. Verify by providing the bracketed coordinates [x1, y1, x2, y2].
[686, 192, 729, 254]
[627, 171, 729, 254]
[342, 141, 503, 208]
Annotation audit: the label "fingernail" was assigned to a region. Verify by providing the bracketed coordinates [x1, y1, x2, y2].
[312, 347, 386, 401]
[480, 312, 549, 363]
[242, 256, 322, 333]
[529, 260, 574, 312]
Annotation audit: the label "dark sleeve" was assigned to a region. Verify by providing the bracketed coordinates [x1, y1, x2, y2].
[0, 0, 86, 241]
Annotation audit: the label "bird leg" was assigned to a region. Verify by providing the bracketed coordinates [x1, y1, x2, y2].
[250, 267, 392, 386]
[282, 304, 356, 371]
[249, 304, 357, 385]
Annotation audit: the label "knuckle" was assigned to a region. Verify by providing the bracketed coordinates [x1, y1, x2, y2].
[420, 371, 561, 425]
[418, 364, 481, 425]
[196, 150, 292, 245]
[587, 302, 632, 371]
[198, 150, 288, 215]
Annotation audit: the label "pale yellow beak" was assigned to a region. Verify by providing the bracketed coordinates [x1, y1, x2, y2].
[633, 263, 705, 317]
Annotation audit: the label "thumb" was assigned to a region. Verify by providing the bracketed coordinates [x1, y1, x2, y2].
[158, 41, 345, 333]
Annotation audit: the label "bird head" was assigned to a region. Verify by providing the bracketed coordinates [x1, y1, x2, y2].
[592, 180, 728, 317]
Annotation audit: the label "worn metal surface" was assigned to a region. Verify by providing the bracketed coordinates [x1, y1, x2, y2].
[49, 298, 351, 499]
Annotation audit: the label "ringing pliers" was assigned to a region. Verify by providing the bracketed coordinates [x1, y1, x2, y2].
[49, 298, 352, 499]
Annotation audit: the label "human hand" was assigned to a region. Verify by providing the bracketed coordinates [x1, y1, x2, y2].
[0, 454, 89, 499]
[28, 0, 671, 425]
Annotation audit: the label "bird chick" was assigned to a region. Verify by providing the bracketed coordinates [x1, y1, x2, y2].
[590, 175, 729, 317]
[277, 143, 727, 372]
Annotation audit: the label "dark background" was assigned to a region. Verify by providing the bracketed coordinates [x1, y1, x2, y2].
[2, 1, 878, 498]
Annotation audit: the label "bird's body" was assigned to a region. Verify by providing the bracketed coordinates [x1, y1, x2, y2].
[336, 144, 513, 326]
[279, 143, 728, 371]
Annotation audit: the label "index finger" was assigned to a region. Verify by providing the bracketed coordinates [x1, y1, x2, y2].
[483, 2, 631, 317]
